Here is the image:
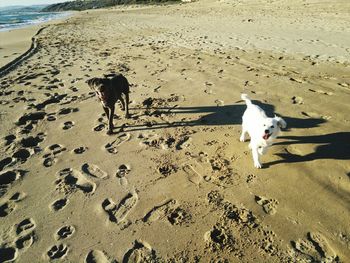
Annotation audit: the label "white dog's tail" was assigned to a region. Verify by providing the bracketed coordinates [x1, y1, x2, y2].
[241, 93, 252, 106]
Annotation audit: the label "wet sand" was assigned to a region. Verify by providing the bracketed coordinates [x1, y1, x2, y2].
[0, 27, 40, 68]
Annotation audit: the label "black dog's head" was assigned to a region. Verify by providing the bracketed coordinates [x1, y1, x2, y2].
[86, 77, 103, 87]
[86, 77, 109, 103]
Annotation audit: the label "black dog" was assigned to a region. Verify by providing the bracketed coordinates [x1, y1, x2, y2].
[87, 73, 130, 134]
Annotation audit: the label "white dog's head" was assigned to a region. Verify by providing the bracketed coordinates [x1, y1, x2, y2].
[260, 116, 287, 141]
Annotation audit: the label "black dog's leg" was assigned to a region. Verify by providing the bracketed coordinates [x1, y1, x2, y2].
[107, 105, 115, 135]
[103, 106, 109, 119]
[119, 97, 125, 111]
[124, 92, 130, 119]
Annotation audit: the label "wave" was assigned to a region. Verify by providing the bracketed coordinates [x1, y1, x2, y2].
[0, 7, 70, 31]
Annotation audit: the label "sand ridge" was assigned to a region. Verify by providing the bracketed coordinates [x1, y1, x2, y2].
[0, 0, 349, 262]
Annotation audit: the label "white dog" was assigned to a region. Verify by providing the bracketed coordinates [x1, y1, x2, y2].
[240, 94, 287, 168]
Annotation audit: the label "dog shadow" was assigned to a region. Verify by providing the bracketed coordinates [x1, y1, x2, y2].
[265, 132, 350, 166]
[122, 101, 258, 131]
[120, 100, 325, 132]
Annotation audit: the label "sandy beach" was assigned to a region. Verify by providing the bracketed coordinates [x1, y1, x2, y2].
[0, 26, 41, 68]
[0, 0, 349, 262]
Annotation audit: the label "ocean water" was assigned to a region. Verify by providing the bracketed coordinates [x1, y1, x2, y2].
[0, 5, 69, 32]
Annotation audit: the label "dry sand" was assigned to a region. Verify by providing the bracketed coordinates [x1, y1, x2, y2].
[0, 0, 349, 262]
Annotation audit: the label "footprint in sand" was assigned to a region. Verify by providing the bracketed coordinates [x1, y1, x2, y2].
[159, 135, 176, 150]
[12, 148, 32, 164]
[15, 233, 35, 251]
[46, 114, 57, 122]
[10, 192, 26, 202]
[157, 163, 177, 178]
[73, 146, 88, 154]
[102, 191, 138, 224]
[47, 244, 69, 260]
[62, 121, 74, 130]
[246, 173, 257, 184]
[20, 133, 45, 148]
[214, 99, 224, 106]
[116, 164, 130, 186]
[123, 240, 160, 263]
[43, 156, 56, 167]
[85, 250, 112, 263]
[167, 206, 192, 226]
[42, 144, 66, 168]
[18, 123, 36, 135]
[255, 195, 279, 215]
[104, 133, 131, 154]
[309, 89, 333, 96]
[58, 107, 79, 115]
[0, 246, 18, 262]
[17, 111, 46, 127]
[50, 198, 69, 212]
[204, 88, 214, 94]
[292, 232, 338, 262]
[3, 134, 16, 146]
[0, 192, 26, 217]
[289, 77, 304, 83]
[291, 96, 303, 105]
[94, 117, 102, 124]
[0, 199, 16, 218]
[15, 218, 36, 251]
[182, 164, 202, 186]
[0, 157, 14, 172]
[0, 100, 10, 105]
[48, 144, 67, 155]
[55, 168, 96, 195]
[0, 170, 24, 197]
[204, 224, 236, 252]
[138, 132, 163, 149]
[16, 218, 36, 235]
[197, 151, 209, 163]
[143, 199, 177, 223]
[301, 111, 332, 120]
[93, 124, 106, 132]
[176, 136, 192, 150]
[82, 163, 108, 179]
[55, 225, 75, 240]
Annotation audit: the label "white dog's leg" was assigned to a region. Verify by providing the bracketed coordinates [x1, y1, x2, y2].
[240, 125, 247, 142]
[258, 146, 267, 155]
[252, 146, 262, 169]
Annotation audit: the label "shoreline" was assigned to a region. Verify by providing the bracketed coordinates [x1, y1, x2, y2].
[0, 26, 47, 78]
[0, 26, 41, 68]
[0, 12, 74, 69]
